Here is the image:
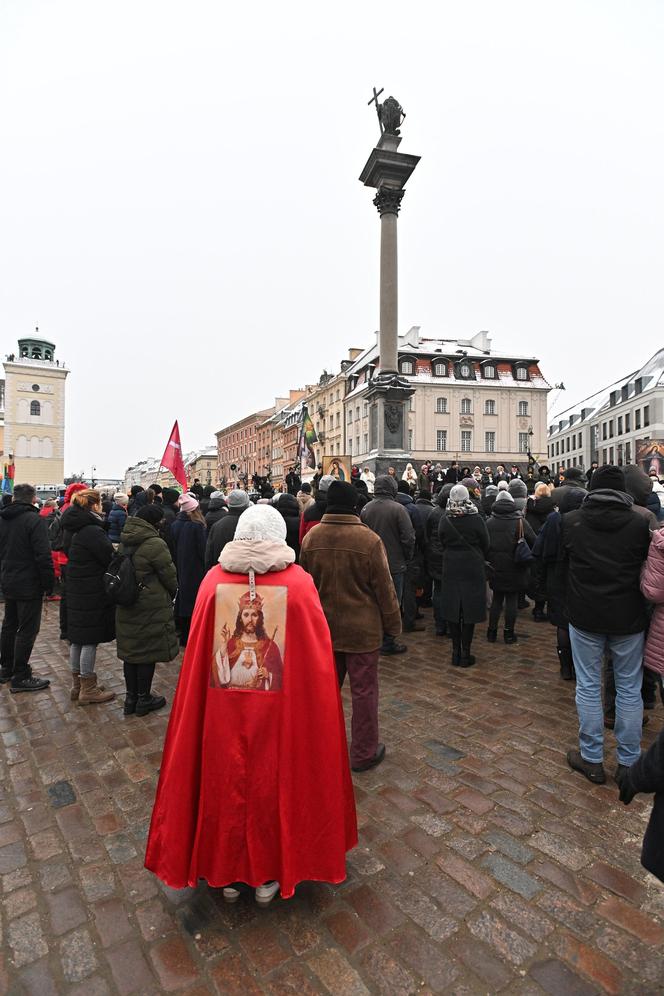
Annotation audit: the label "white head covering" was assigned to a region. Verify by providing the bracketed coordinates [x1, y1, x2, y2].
[446, 484, 479, 516]
[234, 504, 286, 543]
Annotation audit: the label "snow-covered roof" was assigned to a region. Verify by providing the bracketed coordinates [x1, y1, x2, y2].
[548, 345, 664, 437]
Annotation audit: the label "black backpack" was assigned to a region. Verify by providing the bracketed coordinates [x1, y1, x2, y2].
[103, 550, 143, 606]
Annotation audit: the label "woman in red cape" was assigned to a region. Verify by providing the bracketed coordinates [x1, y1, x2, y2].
[145, 504, 357, 902]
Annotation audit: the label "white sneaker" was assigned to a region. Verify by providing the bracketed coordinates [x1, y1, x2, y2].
[222, 887, 240, 904]
[255, 881, 280, 907]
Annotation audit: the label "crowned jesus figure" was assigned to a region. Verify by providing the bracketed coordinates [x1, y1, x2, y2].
[212, 590, 283, 690]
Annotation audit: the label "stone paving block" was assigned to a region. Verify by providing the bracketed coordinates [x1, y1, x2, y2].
[390, 925, 460, 991]
[8, 911, 48, 967]
[527, 830, 590, 871]
[93, 897, 134, 948]
[46, 886, 88, 935]
[483, 828, 535, 864]
[2, 884, 37, 919]
[149, 934, 200, 991]
[60, 926, 98, 983]
[467, 909, 538, 965]
[584, 859, 648, 903]
[356, 943, 419, 996]
[481, 852, 542, 899]
[435, 848, 495, 899]
[307, 948, 371, 996]
[105, 937, 157, 995]
[323, 908, 371, 953]
[450, 933, 515, 989]
[552, 930, 622, 995]
[17, 956, 59, 996]
[490, 890, 554, 941]
[47, 779, 77, 808]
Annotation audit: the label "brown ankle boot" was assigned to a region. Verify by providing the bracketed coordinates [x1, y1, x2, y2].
[78, 673, 115, 705]
[70, 672, 81, 701]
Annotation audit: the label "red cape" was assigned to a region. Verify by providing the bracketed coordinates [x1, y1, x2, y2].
[145, 563, 357, 898]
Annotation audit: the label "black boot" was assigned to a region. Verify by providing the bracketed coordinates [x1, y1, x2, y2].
[557, 646, 575, 681]
[449, 625, 462, 666]
[460, 624, 475, 667]
[503, 630, 518, 644]
[134, 662, 166, 716]
[486, 628, 497, 643]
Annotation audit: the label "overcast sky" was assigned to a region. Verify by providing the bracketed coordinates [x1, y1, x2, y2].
[1, 1, 662, 478]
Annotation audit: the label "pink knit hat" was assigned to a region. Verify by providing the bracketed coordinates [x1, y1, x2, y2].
[178, 493, 199, 513]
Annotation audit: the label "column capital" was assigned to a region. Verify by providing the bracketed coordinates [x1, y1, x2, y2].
[373, 186, 404, 216]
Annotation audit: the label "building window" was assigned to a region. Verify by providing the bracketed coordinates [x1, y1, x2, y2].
[30, 400, 41, 417]
[347, 409, 352, 424]
[518, 401, 528, 416]
[515, 365, 529, 381]
[644, 405, 650, 427]
[432, 360, 448, 377]
[363, 433, 368, 451]
[609, 420, 614, 438]
[625, 412, 631, 432]
[625, 441, 631, 463]
[617, 416, 623, 435]
[602, 422, 607, 440]
[519, 432, 530, 453]
[483, 364, 496, 379]
[485, 400, 496, 416]
[635, 409, 641, 430]
[461, 431, 472, 452]
[556, 441, 560, 455]
[400, 358, 415, 375]
[356, 437, 359, 454]
[408, 429, 413, 450]
[349, 438, 352, 454]
[458, 361, 473, 379]
[355, 407, 360, 421]
[436, 430, 447, 451]
[436, 397, 448, 414]
[485, 431, 495, 452]
[461, 398, 472, 415]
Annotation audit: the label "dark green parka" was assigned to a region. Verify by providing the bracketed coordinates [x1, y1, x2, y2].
[115, 517, 179, 665]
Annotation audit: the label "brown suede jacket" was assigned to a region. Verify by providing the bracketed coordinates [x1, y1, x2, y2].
[299, 513, 402, 653]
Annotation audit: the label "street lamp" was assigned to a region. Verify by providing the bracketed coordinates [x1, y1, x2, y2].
[91, 466, 97, 487]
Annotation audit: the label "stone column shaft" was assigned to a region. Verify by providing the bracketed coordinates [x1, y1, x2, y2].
[379, 211, 398, 374]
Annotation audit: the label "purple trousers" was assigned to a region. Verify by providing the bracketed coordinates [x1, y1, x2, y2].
[334, 650, 380, 768]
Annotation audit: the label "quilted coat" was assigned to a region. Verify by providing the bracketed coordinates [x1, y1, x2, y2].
[641, 528, 664, 674]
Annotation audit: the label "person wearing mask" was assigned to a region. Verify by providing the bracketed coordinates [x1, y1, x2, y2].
[107, 493, 129, 546]
[438, 485, 490, 667]
[300, 481, 401, 771]
[361, 475, 414, 654]
[204, 491, 228, 531]
[562, 466, 651, 785]
[296, 482, 315, 515]
[299, 474, 334, 544]
[116, 505, 179, 715]
[273, 492, 301, 560]
[486, 491, 536, 643]
[172, 494, 207, 647]
[0, 483, 55, 692]
[60, 489, 115, 704]
[205, 489, 251, 570]
[145, 505, 357, 905]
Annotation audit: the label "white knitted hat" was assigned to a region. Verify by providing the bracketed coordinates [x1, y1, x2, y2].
[234, 504, 286, 543]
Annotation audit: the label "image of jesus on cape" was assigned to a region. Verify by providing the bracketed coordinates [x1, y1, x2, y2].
[212, 589, 283, 690]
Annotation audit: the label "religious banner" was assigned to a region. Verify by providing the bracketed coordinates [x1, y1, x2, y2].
[210, 584, 287, 691]
[298, 405, 318, 476]
[323, 455, 351, 482]
[636, 439, 664, 477]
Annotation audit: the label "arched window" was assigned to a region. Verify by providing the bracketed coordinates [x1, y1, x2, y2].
[399, 358, 415, 376]
[30, 436, 40, 458]
[436, 397, 448, 414]
[30, 400, 41, 417]
[44, 350, 52, 361]
[518, 400, 529, 416]
[42, 437, 53, 458]
[432, 360, 448, 377]
[461, 398, 472, 415]
[31, 347, 42, 359]
[483, 364, 496, 379]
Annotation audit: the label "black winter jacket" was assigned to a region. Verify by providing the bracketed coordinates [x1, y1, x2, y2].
[61, 506, 115, 645]
[205, 506, 246, 570]
[275, 494, 301, 560]
[0, 503, 55, 599]
[171, 513, 206, 617]
[487, 504, 536, 592]
[438, 513, 490, 624]
[561, 490, 650, 634]
[625, 727, 664, 884]
[204, 496, 227, 531]
[361, 486, 415, 575]
[525, 495, 556, 535]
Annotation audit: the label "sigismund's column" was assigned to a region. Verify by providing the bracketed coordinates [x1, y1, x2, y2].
[359, 92, 420, 471]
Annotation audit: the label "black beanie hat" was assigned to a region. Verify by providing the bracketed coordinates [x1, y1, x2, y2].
[326, 480, 359, 514]
[162, 487, 180, 505]
[136, 504, 164, 526]
[589, 465, 625, 492]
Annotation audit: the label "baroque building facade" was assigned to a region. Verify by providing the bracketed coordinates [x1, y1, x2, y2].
[547, 346, 664, 473]
[343, 328, 549, 470]
[2, 332, 69, 486]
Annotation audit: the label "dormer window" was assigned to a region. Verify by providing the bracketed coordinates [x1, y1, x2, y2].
[457, 360, 474, 379]
[482, 363, 496, 379]
[514, 364, 529, 381]
[399, 358, 415, 376]
[432, 360, 448, 377]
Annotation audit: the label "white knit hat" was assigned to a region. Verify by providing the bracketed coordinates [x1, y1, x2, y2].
[234, 504, 286, 543]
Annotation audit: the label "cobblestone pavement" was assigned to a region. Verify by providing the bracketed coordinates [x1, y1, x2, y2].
[1, 602, 664, 995]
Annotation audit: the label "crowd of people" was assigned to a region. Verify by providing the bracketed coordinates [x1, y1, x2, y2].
[2, 457, 664, 903]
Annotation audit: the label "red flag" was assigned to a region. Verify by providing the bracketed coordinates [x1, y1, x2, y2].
[159, 421, 187, 492]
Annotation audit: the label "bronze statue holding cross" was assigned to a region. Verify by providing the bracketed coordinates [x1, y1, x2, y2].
[368, 87, 406, 137]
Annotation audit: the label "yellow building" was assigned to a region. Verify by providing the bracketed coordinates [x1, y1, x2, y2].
[2, 333, 69, 487]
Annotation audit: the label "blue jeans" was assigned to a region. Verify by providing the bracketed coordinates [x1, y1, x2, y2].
[569, 626, 644, 766]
